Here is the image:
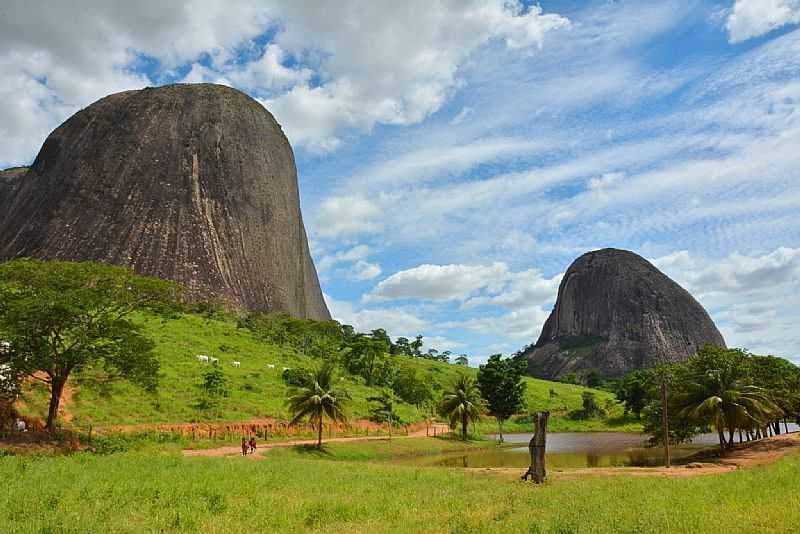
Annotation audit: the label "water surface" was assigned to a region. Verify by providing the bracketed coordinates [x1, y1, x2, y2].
[404, 425, 798, 469]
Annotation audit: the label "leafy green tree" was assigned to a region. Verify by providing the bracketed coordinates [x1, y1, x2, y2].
[454, 354, 469, 366]
[196, 366, 228, 411]
[391, 366, 433, 407]
[285, 362, 350, 448]
[342, 336, 393, 385]
[746, 355, 800, 433]
[477, 354, 526, 442]
[368, 389, 401, 438]
[392, 337, 412, 356]
[569, 391, 606, 420]
[0, 259, 178, 434]
[677, 347, 780, 451]
[438, 374, 485, 440]
[616, 369, 653, 419]
[410, 335, 424, 357]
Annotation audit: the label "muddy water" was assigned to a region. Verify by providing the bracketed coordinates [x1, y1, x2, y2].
[404, 425, 799, 469]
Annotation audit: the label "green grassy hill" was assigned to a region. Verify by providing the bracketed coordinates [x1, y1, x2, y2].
[18, 311, 638, 433]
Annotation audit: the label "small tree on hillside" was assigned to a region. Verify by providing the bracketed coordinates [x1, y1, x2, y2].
[0, 259, 178, 434]
[286, 362, 349, 448]
[477, 354, 527, 442]
[368, 389, 401, 438]
[439, 374, 485, 441]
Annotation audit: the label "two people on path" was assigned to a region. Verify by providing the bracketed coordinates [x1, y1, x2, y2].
[241, 436, 257, 456]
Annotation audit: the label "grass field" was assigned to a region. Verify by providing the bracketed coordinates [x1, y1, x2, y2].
[1, 443, 797, 533]
[16, 311, 637, 434]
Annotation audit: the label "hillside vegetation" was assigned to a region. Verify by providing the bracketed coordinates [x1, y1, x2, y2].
[17, 311, 634, 433]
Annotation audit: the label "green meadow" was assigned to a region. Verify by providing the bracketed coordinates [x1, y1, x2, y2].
[1, 443, 798, 533]
[17, 311, 636, 433]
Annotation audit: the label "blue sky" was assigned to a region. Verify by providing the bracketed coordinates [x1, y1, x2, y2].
[2, 1, 800, 364]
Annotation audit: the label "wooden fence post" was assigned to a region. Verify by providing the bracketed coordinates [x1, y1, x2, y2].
[522, 411, 549, 483]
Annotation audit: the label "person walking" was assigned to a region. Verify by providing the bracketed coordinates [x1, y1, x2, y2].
[248, 436, 257, 454]
[241, 437, 248, 456]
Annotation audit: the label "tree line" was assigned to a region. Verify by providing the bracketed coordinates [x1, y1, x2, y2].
[616, 345, 800, 452]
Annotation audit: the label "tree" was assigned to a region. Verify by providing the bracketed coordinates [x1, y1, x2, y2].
[676, 346, 780, 451]
[616, 369, 652, 419]
[410, 335, 424, 357]
[569, 391, 606, 420]
[454, 354, 469, 366]
[285, 362, 349, 448]
[477, 354, 526, 442]
[391, 366, 433, 407]
[0, 259, 178, 434]
[392, 337, 412, 356]
[438, 374, 485, 440]
[368, 389, 401, 438]
[342, 336, 393, 386]
[196, 366, 228, 411]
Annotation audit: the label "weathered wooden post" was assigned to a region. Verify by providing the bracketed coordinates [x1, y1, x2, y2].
[522, 411, 549, 483]
[660, 376, 671, 468]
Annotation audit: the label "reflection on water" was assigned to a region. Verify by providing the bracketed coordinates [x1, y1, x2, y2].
[405, 426, 799, 469]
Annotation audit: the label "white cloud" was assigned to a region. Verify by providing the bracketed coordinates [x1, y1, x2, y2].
[452, 305, 552, 341]
[324, 293, 426, 339]
[369, 263, 510, 302]
[0, 0, 570, 164]
[313, 196, 383, 238]
[350, 260, 382, 281]
[726, 0, 800, 43]
[652, 248, 800, 360]
[264, 1, 569, 149]
[368, 262, 561, 312]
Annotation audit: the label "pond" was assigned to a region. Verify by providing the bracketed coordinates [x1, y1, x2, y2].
[405, 424, 799, 469]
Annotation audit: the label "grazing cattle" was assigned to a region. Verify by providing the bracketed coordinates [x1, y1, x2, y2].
[210, 357, 219, 365]
[14, 419, 26, 432]
[232, 361, 241, 368]
[282, 367, 290, 371]
[196, 355, 209, 363]
[267, 364, 275, 369]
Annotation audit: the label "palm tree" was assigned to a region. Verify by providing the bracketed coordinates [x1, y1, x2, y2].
[439, 374, 485, 440]
[678, 367, 780, 452]
[367, 389, 400, 439]
[285, 362, 349, 448]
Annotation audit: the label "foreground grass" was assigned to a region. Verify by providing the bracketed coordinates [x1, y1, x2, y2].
[1, 448, 798, 533]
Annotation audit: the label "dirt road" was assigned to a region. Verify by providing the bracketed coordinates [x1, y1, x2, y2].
[182, 424, 451, 458]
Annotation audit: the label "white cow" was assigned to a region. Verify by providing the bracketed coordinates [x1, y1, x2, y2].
[210, 357, 219, 365]
[232, 361, 241, 368]
[282, 367, 290, 371]
[267, 364, 275, 369]
[196, 354, 209, 363]
[14, 419, 26, 432]
[0, 363, 10, 383]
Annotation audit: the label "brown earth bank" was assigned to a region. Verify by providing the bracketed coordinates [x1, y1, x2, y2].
[474, 431, 800, 479]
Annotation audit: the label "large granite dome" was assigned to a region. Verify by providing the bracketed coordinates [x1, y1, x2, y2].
[0, 84, 330, 320]
[523, 248, 725, 378]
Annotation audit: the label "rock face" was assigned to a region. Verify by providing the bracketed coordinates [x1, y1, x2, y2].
[0, 84, 330, 320]
[0, 167, 26, 216]
[523, 248, 725, 379]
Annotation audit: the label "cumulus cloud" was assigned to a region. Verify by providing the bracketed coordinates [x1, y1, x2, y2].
[313, 196, 383, 238]
[450, 305, 552, 341]
[652, 248, 800, 359]
[264, 1, 570, 149]
[726, 0, 800, 42]
[323, 293, 426, 338]
[0, 0, 569, 164]
[368, 262, 561, 310]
